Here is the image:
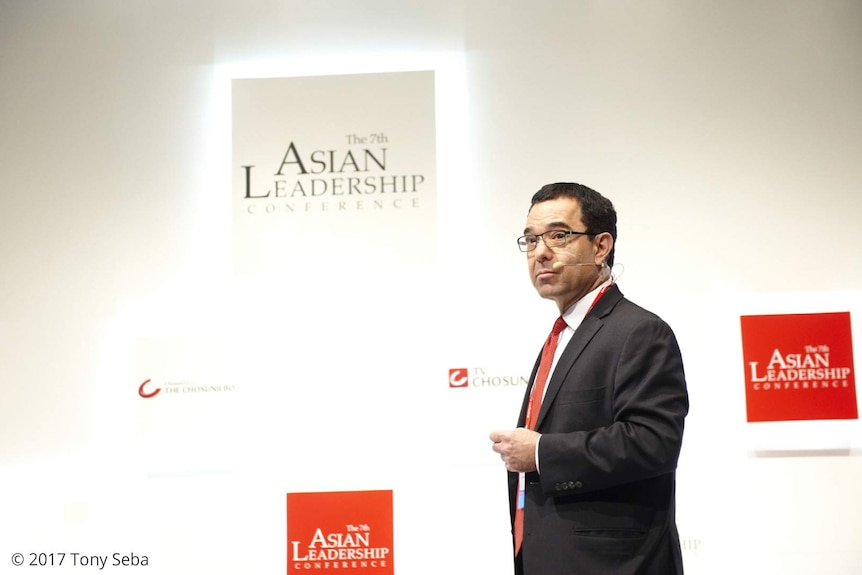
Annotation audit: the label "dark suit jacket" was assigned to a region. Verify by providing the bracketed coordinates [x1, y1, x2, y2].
[509, 284, 689, 575]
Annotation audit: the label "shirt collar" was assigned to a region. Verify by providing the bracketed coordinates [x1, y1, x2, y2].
[560, 278, 614, 331]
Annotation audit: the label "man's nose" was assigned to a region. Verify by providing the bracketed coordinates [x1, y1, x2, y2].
[533, 237, 554, 259]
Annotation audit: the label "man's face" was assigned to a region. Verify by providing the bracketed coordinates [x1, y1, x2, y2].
[524, 197, 607, 313]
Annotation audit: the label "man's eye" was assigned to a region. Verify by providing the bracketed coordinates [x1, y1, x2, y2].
[549, 231, 568, 241]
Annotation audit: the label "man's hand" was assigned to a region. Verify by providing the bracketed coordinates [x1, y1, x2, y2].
[489, 428, 540, 473]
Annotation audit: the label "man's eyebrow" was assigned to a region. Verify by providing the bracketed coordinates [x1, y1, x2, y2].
[523, 221, 571, 234]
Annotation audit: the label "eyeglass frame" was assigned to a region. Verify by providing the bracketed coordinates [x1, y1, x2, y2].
[516, 229, 594, 252]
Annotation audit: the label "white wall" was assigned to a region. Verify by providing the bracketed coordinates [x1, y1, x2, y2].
[2, 1, 861, 574]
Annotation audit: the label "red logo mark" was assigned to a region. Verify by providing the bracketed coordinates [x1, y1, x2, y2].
[138, 379, 161, 398]
[449, 368, 469, 388]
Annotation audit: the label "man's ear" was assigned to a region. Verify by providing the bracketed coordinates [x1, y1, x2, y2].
[594, 232, 613, 265]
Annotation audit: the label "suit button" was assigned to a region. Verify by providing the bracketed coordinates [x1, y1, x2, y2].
[573, 481, 583, 489]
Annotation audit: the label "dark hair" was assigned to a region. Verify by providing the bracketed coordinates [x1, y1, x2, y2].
[530, 182, 617, 267]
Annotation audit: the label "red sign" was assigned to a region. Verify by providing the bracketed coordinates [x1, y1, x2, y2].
[287, 490, 393, 574]
[740, 312, 858, 422]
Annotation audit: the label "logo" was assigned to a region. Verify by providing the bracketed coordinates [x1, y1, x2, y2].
[287, 490, 393, 574]
[740, 312, 858, 422]
[233, 73, 436, 219]
[240, 138, 428, 215]
[448, 368, 469, 388]
[138, 379, 161, 398]
[137, 379, 237, 399]
[448, 367, 529, 389]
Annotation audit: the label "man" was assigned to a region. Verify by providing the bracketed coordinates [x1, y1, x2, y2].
[490, 182, 689, 575]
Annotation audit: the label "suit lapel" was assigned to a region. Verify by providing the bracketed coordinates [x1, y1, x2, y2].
[535, 285, 624, 430]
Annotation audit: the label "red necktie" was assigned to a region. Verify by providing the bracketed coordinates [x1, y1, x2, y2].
[514, 316, 568, 556]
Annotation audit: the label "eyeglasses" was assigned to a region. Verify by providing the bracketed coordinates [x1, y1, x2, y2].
[517, 230, 592, 252]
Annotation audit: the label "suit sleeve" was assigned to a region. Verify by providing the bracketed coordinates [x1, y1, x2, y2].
[536, 313, 689, 496]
